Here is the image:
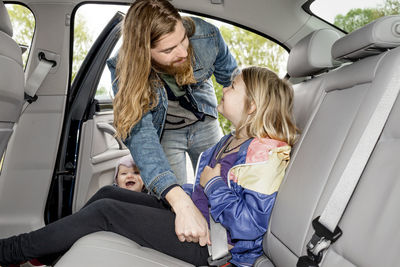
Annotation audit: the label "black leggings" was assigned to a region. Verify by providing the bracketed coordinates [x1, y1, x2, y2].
[0, 186, 209, 266]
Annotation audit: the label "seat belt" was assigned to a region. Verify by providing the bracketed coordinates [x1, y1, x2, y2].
[297, 65, 400, 267]
[24, 52, 56, 104]
[207, 213, 232, 266]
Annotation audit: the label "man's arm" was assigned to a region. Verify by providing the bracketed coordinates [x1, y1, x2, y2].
[107, 55, 209, 244]
[126, 114, 210, 245]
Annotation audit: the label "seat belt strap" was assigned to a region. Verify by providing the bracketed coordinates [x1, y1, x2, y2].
[298, 62, 400, 267]
[25, 52, 55, 100]
[207, 213, 232, 266]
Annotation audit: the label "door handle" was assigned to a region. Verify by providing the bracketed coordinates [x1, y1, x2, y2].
[96, 122, 124, 149]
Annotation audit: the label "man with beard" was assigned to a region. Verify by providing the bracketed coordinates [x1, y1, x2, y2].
[107, 0, 237, 247]
[0, 1, 237, 265]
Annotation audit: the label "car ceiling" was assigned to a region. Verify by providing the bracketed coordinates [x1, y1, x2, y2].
[14, 0, 336, 50]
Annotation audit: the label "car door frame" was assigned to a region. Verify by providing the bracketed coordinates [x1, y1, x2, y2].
[45, 11, 125, 223]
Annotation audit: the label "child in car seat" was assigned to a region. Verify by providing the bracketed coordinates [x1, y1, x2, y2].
[0, 66, 298, 267]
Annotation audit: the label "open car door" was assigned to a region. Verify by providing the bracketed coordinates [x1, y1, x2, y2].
[45, 12, 128, 222]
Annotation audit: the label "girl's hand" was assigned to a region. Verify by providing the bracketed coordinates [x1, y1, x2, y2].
[200, 164, 221, 187]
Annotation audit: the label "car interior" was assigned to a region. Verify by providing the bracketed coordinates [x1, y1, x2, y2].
[1, 0, 400, 266]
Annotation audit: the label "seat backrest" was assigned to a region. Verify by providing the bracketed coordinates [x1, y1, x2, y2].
[263, 15, 400, 267]
[0, 1, 24, 157]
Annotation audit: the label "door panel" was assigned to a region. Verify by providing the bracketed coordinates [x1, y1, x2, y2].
[73, 111, 129, 212]
[46, 12, 124, 222]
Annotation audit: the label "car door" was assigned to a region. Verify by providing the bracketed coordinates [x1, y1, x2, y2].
[45, 12, 128, 223]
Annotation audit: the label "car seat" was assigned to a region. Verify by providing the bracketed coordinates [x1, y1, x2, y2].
[0, 1, 24, 158]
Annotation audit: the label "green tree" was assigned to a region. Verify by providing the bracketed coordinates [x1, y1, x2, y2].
[213, 25, 288, 134]
[72, 14, 93, 81]
[334, 0, 400, 33]
[6, 4, 35, 66]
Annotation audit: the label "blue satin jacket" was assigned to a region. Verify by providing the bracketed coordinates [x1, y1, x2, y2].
[190, 134, 291, 266]
[106, 17, 237, 197]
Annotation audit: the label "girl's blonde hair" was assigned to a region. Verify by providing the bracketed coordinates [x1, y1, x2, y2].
[113, 0, 181, 140]
[236, 66, 299, 146]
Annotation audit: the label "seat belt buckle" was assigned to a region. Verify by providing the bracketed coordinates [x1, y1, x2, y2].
[303, 216, 343, 265]
[311, 216, 342, 244]
[207, 253, 232, 266]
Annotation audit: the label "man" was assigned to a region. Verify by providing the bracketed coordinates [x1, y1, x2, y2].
[107, 0, 237, 246]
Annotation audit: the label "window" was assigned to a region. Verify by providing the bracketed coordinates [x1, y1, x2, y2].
[72, 4, 289, 183]
[72, 4, 129, 82]
[310, 0, 399, 33]
[73, 6, 289, 112]
[5, 3, 35, 67]
[73, 5, 289, 126]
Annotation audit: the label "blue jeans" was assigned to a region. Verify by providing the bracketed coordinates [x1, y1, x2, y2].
[161, 117, 222, 185]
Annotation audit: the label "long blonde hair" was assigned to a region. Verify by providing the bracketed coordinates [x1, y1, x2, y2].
[113, 0, 181, 140]
[237, 66, 299, 146]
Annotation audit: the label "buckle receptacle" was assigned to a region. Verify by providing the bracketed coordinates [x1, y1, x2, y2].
[207, 253, 232, 266]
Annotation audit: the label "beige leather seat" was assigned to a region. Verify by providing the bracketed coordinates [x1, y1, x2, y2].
[0, 1, 24, 157]
[259, 15, 400, 267]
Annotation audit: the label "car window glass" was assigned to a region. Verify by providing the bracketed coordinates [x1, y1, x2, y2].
[5, 3, 35, 68]
[310, 0, 398, 33]
[72, 3, 289, 184]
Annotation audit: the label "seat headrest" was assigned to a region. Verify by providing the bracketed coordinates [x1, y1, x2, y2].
[0, 2, 13, 37]
[332, 15, 400, 62]
[287, 29, 341, 78]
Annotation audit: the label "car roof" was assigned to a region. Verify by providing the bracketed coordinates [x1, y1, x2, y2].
[14, 0, 335, 50]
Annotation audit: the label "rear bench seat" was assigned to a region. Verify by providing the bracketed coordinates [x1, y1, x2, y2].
[260, 15, 400, 267]
[55, 15, 400, 267]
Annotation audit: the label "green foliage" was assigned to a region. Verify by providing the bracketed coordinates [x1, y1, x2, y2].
[6, 4, 35, 66]
[212, 75, 233, 134]
[334, 8, 382, 33]
[219, 26, 287, 73]
[334, 0, 400, 33]
[96, 86, 108, 96]
[382, 0, 400, 15]
[72, 15, 93, 81]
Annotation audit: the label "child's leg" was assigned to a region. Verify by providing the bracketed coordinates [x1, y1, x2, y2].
[34, 187, 169, 265]
[101, 199, 210, 266]
[83, 185, 168, 209]
[0, 198, 209, 266]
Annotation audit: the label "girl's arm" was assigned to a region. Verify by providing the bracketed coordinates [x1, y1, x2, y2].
[204, 176, 276, 240]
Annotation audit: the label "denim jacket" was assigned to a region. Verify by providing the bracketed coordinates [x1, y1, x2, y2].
[106, 17, 237, 197]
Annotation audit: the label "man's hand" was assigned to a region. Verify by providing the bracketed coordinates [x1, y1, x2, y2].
[200, 164, 221, 187]
[165, 186, 211, 246]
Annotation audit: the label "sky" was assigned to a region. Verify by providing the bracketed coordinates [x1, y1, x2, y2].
[311, 0, 386, 22]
